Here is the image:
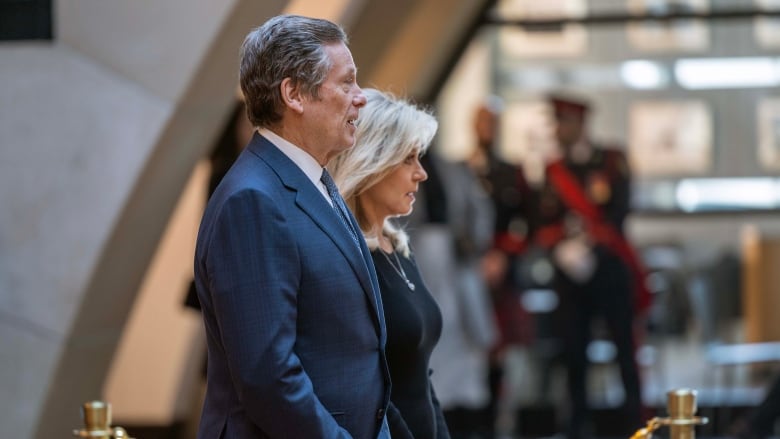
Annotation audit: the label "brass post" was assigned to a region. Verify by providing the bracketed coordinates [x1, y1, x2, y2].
[73, 401, 134, 439]
[667, 388, 698, 439]
[629, 388, 708, 439]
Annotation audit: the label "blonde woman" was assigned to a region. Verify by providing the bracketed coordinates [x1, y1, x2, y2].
[329, 88, 450, 439]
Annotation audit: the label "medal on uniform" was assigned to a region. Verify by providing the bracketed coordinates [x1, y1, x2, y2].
[588, 173, 611, 203]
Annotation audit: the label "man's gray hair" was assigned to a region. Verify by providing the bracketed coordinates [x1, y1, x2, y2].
[239, 15, 348, 128]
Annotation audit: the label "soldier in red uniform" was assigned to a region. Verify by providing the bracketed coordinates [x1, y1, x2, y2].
[534, 94, 650, 439]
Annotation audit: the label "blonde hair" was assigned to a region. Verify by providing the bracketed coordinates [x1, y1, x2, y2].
[328, 88, 438, 256]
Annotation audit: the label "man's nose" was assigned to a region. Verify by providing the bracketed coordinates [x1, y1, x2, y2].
[353, 87, 367, 107]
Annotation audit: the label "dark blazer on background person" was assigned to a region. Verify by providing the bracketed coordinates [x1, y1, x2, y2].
[194, 133, 391, 438]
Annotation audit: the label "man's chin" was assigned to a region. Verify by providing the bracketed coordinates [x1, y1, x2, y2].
[340, 140, 356, 151]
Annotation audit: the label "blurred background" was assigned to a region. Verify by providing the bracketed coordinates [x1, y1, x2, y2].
[2, 0, 780, 438]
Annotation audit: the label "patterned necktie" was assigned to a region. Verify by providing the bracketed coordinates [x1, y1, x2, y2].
[321, 169, 362, 250]
[322, 169, 379, 316]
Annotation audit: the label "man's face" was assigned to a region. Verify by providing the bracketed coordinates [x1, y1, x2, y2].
[474, 107, 498, 149]
[554, 112, 584, 148]
[300, 42, 366, 163]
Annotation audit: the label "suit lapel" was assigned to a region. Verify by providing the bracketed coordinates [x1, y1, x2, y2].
[248, 135, 384, 333]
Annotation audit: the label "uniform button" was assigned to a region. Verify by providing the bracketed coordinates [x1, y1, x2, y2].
[376, 408, 384, 420]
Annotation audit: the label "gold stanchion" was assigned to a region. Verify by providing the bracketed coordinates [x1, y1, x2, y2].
[72, 401, 134, 438]
[631, 389, 708, 439]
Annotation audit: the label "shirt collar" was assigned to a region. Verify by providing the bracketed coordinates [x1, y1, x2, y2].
[258, 128, 328, 196]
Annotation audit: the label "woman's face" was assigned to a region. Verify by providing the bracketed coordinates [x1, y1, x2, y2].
[361, 148, 428, 221]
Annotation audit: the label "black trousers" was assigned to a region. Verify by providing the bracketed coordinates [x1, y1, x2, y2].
[556, 252, 642, 439]
[745, 374, 780, 437]
[444, 406, 493, 439]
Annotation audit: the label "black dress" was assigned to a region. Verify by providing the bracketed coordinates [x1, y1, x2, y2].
[372, 248, 451, 439]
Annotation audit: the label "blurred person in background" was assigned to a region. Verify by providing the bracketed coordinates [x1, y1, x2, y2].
[184, 100, 253, 312]
[408, 147, 499, 438]
[467, 97, 536, 435]
[534, 94, 650, 439]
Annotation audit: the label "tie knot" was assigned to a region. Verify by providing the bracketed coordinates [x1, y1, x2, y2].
[320, 168, 361, 249]
[321, 169, 339, 194]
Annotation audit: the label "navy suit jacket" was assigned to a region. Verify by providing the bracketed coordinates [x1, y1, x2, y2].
[194, 133, 391, 438]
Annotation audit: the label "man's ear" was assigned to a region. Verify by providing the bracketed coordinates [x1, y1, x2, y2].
[280, 78, 304, 114]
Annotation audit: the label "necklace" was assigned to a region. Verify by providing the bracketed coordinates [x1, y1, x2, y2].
[381, 249, 416, 291]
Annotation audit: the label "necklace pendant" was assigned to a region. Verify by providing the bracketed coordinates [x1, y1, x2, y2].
[381, 247, 416, 292]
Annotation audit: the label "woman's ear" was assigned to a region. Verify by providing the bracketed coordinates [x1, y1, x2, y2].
[280, 78, 304, 114]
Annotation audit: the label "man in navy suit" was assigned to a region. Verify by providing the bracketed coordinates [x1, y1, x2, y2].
[194, 14, 391, 438]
